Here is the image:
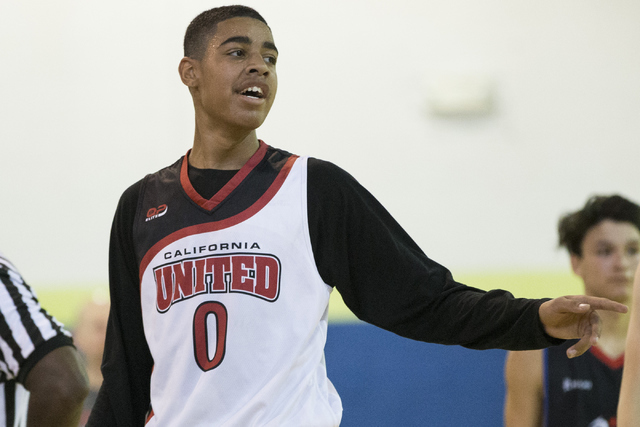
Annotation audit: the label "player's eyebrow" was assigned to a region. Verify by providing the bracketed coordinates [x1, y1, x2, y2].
[220, 36, 278, 53]
[263, 41, 278, 54]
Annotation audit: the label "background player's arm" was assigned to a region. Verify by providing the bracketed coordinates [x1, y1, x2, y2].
[24, 346, 88, 427]
[617, 265, 640, 426]
[504, 349, 544, 427]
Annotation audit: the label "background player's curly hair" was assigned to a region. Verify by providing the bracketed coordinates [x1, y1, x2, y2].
[558, 194, 640, 256]
[183, 5, 269, 60]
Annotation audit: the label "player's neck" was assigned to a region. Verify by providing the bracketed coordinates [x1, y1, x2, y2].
[190, 127, 260, 170]
[600, 307, 630, 334]
[595, 308, 630, 358]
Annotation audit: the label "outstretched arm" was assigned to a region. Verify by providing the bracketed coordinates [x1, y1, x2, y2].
[617, 265, 640, 426]
[538, 295, 628, 358]
[308, 159, 566, 351]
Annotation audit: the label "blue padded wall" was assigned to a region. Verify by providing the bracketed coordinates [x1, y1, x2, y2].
[325, 323, 506, 426]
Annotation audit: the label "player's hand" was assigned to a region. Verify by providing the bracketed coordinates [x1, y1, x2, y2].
[539, 295, 628, 358]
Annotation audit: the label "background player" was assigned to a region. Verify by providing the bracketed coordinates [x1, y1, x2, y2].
[0, 250, 89, 426]
[87, 6, 628, 426]
[504, 194, 640, 426]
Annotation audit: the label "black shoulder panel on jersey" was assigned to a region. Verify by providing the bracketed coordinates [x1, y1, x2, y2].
[132, 144, 295, 266]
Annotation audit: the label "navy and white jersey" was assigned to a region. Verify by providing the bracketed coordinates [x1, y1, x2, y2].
[544, 340, 623, 427]
[89, 142, 563, 426]
[0, 252, 73, 427]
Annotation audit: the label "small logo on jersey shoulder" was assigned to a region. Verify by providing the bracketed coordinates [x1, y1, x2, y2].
[562, 377, 593, 393]
[146, 204, 168, 222]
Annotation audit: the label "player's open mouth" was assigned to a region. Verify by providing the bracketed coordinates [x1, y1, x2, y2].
[240, 86, 265, 99]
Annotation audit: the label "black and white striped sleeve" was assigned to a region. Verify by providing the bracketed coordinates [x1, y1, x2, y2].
[0, 252, 73, 384]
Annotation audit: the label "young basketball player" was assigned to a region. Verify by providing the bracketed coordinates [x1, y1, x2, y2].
[87, 6, 628, 426]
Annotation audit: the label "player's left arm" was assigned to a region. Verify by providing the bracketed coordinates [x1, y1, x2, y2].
[308, 159, 564, 350]
[24, 345, 89, 427]
[538, 295, 628, 357]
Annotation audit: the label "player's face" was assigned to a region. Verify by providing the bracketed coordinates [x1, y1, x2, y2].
[192, 17, 278, 132]
[571, 219, 640, 303]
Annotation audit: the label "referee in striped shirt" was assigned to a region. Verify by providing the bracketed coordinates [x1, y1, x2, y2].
[0, 251, 88, 426]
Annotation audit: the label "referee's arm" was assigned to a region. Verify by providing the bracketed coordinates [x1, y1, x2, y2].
[23, 343, 89, 427]
[0, 252, 89, 427]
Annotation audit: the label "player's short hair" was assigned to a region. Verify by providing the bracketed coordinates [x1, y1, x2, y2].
[558, 194, 640, 256]
[184, 5, 269, 60]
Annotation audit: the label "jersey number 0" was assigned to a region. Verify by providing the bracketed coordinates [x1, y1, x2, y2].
[193, 301, 228, 371]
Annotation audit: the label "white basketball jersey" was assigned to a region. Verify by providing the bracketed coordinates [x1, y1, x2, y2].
[138, 156, 342, 426]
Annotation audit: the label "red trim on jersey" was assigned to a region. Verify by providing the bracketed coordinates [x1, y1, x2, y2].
[138, 153, 299, 282]
[590, 345, 624, 370]
[144, 409, 154, 425]
[180, 140, 268, 211]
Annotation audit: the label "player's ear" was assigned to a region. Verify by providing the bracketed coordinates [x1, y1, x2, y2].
[179, 57, 198, 88]
[570, 253, 583, 277]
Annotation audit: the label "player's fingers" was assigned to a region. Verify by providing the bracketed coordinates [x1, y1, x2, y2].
[577, 296, 628, 314]
[566, 336, 591, 358]
[545, 296, 589, 313]
[567, 312, 601, 358]
[584, 310, 602, 348]
[559, 295, 627, 314]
